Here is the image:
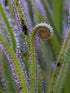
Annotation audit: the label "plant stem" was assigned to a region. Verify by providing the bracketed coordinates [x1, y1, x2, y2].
[0, 3, 17, 52]
[33, 0, 38, 24]
[14, 0, 30, 46]
[0, 34, 28, 93]
[47, 28, 70, 93]
[40, 39, 51, 86]
[53, 47, 70, 93]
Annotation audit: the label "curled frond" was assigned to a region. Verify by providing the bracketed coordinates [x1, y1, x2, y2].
[31, 23, 53, 40]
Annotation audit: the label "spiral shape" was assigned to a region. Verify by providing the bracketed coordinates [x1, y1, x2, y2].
[37, 27, 50, 40]
[35, 23, 53, 40]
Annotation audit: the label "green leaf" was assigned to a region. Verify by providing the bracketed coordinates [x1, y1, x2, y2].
[0, 34, 28, 93]
[64, 68, 70, 93]
[53, 47, 70, 93]
[0, 3, 17, 52]
[54, 0, 64, 35]
[1, 51, 18, 93]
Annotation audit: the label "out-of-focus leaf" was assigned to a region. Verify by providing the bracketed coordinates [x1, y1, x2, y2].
[54, 0, 64, 35]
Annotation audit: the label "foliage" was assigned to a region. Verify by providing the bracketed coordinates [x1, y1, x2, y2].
[0, 0, 70, 93]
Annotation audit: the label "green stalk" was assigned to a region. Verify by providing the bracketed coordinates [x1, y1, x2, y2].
[37, 70, 42, 93]
[30, 23, 53, 93]
[30, 34, 36, 93]
[14, 0, 30, 45]
[40, 39, 51, 86]
[33, 0, 38, 24]
[0, 34, 28, 93]
[64, 66, 70, 93]
[1, 51, 18, 93]
[0, 3, 17, 52]
[53, 47, 70, 93]
[26, 0, 34, 25]
[47, 36, 61, 60]
[54, 0, 64, 35]
[47, 28, 70, 93]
